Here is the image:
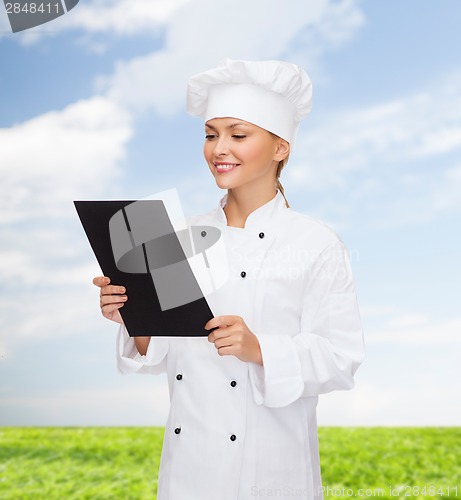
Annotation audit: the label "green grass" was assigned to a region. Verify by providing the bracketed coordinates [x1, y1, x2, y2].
[318, 428, 461, 499]
[0, 427, 460, 499]
[0, 427, 163, 499]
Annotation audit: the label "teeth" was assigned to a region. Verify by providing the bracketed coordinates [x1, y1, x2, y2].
[216, 164, 238, 170]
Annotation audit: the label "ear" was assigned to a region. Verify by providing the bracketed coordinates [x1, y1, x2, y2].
[274, 139, 290, 162]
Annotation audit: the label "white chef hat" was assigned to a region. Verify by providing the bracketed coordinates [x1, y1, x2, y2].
[186, 58, 312, 144]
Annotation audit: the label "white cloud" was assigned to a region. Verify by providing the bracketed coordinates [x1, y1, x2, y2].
[387, 314, 430, 329]
[359, 305, 398, 319]
[318, 380, 461, 426]
[4, 0, 364, 58]
[314, 300, 461, 425]
[287, 73, 461, 193]
[60, 0, 191, 35]
[367, 317, 461, 345]
[0, 96, 133, 351]
[319, 312, 461, 425]
[0, 225, 100, 288]
[0, 378, 170, 425]
[0, 284, 99, 355]
[431, 163, 461, 212]
[283, 71, 461, 228]
[416, 127, 461, 157]
[99, 0, 364, 115]
[2, 0, 191, 44]
[0, 340, 6, 360]
[358, 306, 461, 346]
[0, 96, 132, 224]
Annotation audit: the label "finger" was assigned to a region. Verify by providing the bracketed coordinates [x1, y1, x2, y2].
[205, 315, 241, 330]
[100, 294, 127, 308]
[100, 285, 126, 297]
[93, 276, 110, 288]
[213, 336, 234, 350]
[207, 326, 232, 343]
[215, 345, 235, 357]
[208, 326, 232, 344]
[101, 302, 125, 316]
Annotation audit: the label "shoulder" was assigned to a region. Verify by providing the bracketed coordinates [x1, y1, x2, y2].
[279, 206, 345, 251]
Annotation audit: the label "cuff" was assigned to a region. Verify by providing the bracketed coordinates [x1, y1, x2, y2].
[116, 325, 169, 375]
[248, 334, 304, 408]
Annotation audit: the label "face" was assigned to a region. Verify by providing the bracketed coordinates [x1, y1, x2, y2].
[203, 117, 289, 192]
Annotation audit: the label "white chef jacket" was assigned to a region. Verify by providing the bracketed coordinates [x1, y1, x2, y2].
[116, 190, 365, 500]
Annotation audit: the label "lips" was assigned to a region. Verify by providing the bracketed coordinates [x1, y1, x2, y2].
[214, 163, 240, 173]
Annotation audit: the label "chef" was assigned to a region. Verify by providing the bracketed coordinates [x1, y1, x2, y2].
[94, 58, 365, 500]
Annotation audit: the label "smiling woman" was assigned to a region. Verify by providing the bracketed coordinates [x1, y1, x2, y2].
[93, 58, 365, 500]
[203, 118, 290, 226]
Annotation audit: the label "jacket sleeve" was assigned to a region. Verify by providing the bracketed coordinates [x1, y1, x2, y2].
[248, 240, 365, 408]
[116, 325, 169, 375]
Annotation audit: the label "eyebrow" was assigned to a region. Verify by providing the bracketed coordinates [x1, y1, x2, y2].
[205, 121, 249, 131]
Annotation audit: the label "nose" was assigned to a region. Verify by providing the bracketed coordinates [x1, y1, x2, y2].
[213, 136, 230, 157]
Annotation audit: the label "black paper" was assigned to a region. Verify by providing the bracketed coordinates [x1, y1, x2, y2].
[74, 200, 214, 337]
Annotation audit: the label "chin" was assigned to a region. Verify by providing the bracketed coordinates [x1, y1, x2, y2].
[213, 175, 238, 190]
[215, 180, 234, 190]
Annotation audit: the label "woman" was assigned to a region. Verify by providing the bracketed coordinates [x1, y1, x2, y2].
[93, 59, 365, 500]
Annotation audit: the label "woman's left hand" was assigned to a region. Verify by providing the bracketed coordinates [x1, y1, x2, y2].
[205, 315, 263, 365]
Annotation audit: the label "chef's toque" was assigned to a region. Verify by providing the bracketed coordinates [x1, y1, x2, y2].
[186, 58, 312, 144]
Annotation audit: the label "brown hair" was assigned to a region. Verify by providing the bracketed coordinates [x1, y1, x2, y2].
[275, 157, 290, 208]
[269, 130, 290, 207]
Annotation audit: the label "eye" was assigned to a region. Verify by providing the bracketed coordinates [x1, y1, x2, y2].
[205, 134, 217, 140]
[232, 135, 246, 140]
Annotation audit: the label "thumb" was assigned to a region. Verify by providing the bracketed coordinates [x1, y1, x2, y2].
[93, 276, 110, 288]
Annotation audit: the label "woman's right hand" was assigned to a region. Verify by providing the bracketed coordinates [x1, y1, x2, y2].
[93, 276, 127, 325]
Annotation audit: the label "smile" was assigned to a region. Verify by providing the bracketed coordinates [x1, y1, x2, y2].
[214, 163, 240, 173]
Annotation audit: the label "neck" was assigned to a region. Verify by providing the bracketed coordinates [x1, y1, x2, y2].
[224, 183, 277, 228]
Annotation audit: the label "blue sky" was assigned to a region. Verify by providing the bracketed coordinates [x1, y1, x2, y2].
[1, 0, 460, 426]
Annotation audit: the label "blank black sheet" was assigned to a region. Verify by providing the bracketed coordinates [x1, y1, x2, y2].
[74, 200, 213, 337]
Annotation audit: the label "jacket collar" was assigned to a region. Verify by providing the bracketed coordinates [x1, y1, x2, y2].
[215, 189, 287, 229]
